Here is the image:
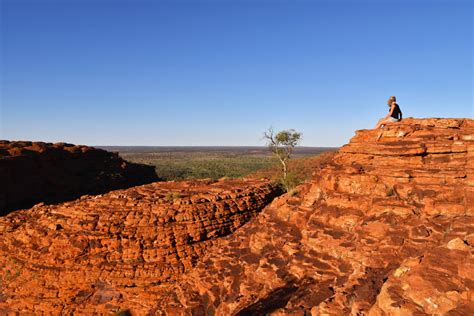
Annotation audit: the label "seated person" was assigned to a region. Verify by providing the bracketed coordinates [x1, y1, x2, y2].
[375, 96, 403, 129]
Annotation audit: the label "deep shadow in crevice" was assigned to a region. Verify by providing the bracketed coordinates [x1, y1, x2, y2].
[1, 145, 160, 216]
[235, 284, 299, 316]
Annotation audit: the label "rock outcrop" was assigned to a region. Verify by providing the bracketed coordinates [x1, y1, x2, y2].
[0, 178, 281, 314]
[0, 141, 159, 215]
[158, 118, 473, 315]
[0, 118, 472, 315]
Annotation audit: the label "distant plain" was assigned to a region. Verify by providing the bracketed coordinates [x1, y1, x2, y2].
[99, 146, 337, 181]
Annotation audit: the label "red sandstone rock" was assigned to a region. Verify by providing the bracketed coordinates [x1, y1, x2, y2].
[0, 118, 473, 314]
[369, 241, 474, 315]
[0, 178, 281, 314]
[0, 141, 158, 215]
[158, 118, 473, 315]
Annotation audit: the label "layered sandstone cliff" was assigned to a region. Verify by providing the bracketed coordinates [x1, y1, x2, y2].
[159, 118, 473, 315]
[0, 141, 158, 215]
[0, 118, 472, 315]
[0, 178, 281, 314]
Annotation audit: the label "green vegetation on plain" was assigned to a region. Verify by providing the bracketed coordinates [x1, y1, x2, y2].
[104, 147, 336, 182]
[120, 151, 278, 180]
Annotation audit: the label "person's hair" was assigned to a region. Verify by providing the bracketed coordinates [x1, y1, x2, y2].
[387, 96, 396, 106]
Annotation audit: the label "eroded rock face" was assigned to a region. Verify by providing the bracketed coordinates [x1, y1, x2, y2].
[153, 118, 472, 315]
[1, 118, 472, 315]
[0, 178, 282, 314]
[0, 141, 159, 215]
[370, 244, 474, 315]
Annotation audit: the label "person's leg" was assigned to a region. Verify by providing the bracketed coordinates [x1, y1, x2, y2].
[375, 118, 387, 129]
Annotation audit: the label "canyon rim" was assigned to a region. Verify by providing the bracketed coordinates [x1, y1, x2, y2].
[0, 117, 472, 315]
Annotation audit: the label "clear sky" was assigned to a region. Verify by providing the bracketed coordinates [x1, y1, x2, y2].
[1, 0, 472, 146]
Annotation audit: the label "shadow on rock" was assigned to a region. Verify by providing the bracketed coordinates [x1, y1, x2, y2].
[0, 141, 160, 215]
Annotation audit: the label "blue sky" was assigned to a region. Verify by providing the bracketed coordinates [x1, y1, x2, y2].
[1, 0, 472, 146]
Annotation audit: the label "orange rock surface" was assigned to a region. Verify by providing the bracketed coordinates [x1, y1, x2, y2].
[0, 179, 281, 314]
[0, 118, 472, 315]
[160, 118, 473, 315]
[0, 141, 158, 215]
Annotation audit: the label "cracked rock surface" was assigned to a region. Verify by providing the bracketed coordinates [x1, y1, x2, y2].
[157, 118, 473, 315]
[1, 118, 473, 315]
[0, 179, 281, 314]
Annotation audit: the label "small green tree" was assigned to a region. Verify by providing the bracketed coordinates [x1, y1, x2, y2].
[263, 127, 302, 184]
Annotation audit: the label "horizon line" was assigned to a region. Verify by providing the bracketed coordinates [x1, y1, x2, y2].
[95, 145, 340, 148]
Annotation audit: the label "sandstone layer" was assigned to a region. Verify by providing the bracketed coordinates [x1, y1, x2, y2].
[0, 179, 281, 314]
[1, 118, 473, 315]
[0, 141, 158, 215]
[157, 118, 472, 315]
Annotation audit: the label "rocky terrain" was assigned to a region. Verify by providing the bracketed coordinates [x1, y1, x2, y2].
[0, 178, 281, 314]
[0, 118, 472, 315]
[0, 141, 158, 215]
[161, 118, 472, 315]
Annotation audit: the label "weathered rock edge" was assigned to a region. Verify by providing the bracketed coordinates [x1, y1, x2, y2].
[1, 117, 473, 315]
[0, 140, 159, 215]
[0, 178, 282, 313]
[154, 118, 473, 315]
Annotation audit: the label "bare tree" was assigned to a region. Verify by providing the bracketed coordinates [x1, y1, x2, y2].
[263, 128, 302, 181]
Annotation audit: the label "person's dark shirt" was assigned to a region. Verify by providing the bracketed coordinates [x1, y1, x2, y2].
[390, 103, 402, 120]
